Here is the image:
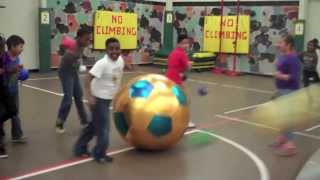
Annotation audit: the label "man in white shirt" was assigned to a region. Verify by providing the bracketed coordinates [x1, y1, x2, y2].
[74, 38, 124, 163]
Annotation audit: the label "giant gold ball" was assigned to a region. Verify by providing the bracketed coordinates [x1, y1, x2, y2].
[113, 74, 190, 150]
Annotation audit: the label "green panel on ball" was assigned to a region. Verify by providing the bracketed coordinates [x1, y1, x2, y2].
[171, 86, 187, 106]
[148, 115, 172, 137]
[114, 112, 129, 136]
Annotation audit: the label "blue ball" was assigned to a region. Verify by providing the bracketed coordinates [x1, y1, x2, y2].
[197, 86, 208, 96]
[18, 69, 29, 81]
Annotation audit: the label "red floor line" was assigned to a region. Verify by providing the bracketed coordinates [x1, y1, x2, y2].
[2, 119, 231, 180]
[2, 147, 130, 180]
[0, 177, 9, 179]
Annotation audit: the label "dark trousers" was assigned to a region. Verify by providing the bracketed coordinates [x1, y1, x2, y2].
[0, 90, 23, 140]
[303, 69, 320, 87]
[57, 71, 87, 125]
[74, 98, 111, 159]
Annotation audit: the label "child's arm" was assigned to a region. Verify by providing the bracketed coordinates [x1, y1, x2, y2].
[275, 60, 299, 81]
[62, 52, 79, 66]
[5, 64, 23, 74]
[181, 52, 192, 71]
[298, 52, 304, 63]
[85, 73, 95, 106]
[86, 60, 105, 105]
[274, 71, 290, 81]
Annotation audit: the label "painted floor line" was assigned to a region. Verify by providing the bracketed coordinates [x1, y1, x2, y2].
[294, 132, 320, 141]
[28, 71, 139, 81]
[223, 103, 264, 114]
[22, 84, 113, 110]
[216, 114, 320, 141]
[11, 147, 135, 180]
[197, 129, 270, 180]
[216, 115, 278, 131]
[28, 77, 59, 81]
[187, 78, 273, 94]
[305, 124, 320, 132]
[221, 84, 274, 94]
[22, 84, 63, 96]
[8, 130, 199, 180]
[187, 78, 219, 86]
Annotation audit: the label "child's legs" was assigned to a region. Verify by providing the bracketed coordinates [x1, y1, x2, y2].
[303, 70, 312, 87]
[281, 131, 294, 141]
[10, 92, 23, 138]
[0, 100, 6, 139]
[73, 73, 88, 125]
[57, 72, 74, 123]
[92, 98, 111, 159]
[277, 89, 296, 143]
[311, 71, 320, 83]
[0, 129, 4, 152]
[73, 121, 95, 155]
[0, 120, 4, 142]
[0, 91, 18, 138]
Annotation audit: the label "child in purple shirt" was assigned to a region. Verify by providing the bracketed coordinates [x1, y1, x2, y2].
[1, 35, 28, 145]
[271, 35, 300, 156]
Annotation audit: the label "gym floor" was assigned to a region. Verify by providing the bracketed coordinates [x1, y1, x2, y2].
[1, 66, 320, 180]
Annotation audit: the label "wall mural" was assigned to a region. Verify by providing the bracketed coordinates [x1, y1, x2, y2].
[48, 0, 164, 67]
[48, 1, 298, 75]
[173, 5, 299, 74]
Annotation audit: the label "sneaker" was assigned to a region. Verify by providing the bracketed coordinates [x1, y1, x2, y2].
[187, 122, 196, 129]
[55, 121, 65, 134]
[273, 142, 297, 157]
[12, 136, 27, 144]
[74, 150, 91, 158]
[269, 135, 288, 148]
[0, 146, 8, 159]
[95, 155, 113, 163]
[80, 122, 89, 129]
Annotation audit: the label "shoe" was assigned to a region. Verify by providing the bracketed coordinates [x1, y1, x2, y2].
[80, 122, 89, 129]
[269, 135, 288, 148]
[273, 142, 298, 157]
[187, 122, 196, 129]
[74, 150, 91, 158]
[0, 146, 8, 159]
[12, 136, 27, 144]
[95, 155, 113, 163]
[55, 121, 65, 134]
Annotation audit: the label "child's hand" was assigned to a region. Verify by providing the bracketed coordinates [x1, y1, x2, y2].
[187, 61, 192, 69]
[8, 67, 19, 74]
[180, 73, 187, 81]
[274, 71, 289, 80]
[18, 64, 24, 70]
[274, 71, 281, 78]
[87, 95, 96, 106]
[0, 68, 4, 74]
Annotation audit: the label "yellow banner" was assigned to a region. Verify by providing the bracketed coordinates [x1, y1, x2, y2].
[203, 16, 250, 54]
[94, 11, 137, 50]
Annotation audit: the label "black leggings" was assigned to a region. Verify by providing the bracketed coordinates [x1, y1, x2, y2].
[0, 89, 18, 139]
[303, 70, 320, 87]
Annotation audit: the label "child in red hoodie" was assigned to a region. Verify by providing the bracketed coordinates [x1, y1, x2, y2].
[165, 34, 195, 128]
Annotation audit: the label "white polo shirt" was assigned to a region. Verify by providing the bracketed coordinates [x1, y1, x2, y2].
[89, 55, 124, 100]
